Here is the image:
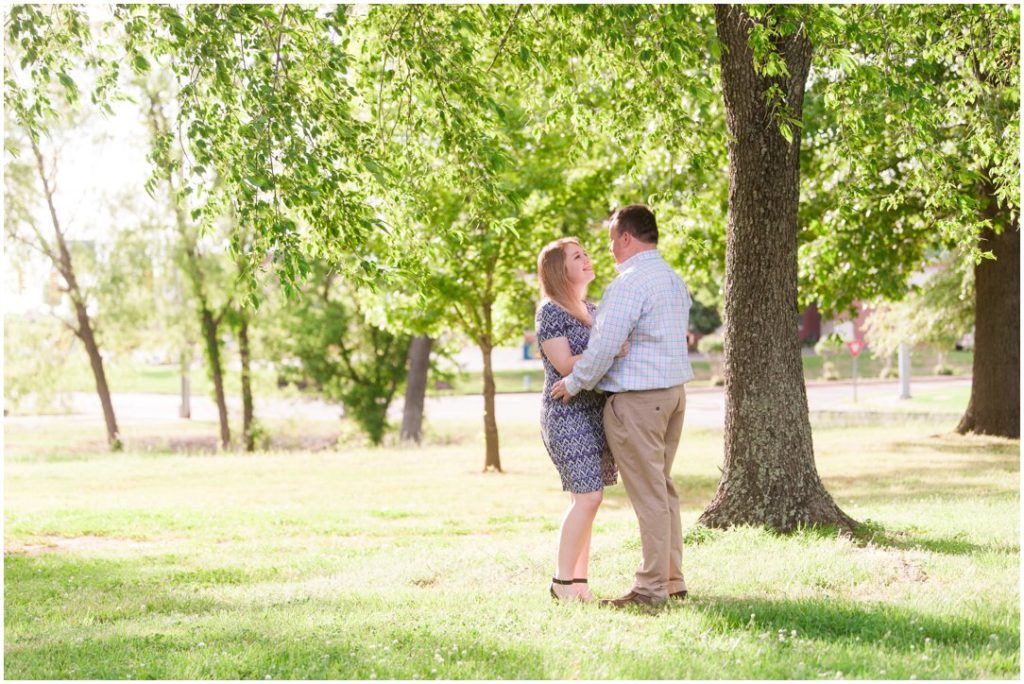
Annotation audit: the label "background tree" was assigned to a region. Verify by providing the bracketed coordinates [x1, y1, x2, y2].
[144, 82, 236, 449]
[360, 5, 614, 471]
[266, 262, 411, 446]
[694, 5, 856, 531]
[802, 4, 1019, 437]
[118, 4, 388, 297]
[865, 261, 976, 377]
[5, 46, 124, 449]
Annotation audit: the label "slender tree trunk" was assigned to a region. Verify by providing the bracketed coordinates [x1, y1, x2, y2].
[239, 315, 255, 451]
[401, 335, 433, 444]
[200, 307, 230, 449]
[957, 200, 1020, 437]
[699, 5, 855, 532]
[480, 337, 502, 472]
[73, 302, 122, 451]
[30, 138, 121, 451]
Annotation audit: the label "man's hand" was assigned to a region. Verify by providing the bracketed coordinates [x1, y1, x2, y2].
[550, 378, 572, 404]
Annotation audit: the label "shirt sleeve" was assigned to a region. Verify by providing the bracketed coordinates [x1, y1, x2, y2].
[564, 279, 643, 395]
[536, 304, 570, 344]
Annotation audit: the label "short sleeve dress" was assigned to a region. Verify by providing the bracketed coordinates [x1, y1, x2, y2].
[535, 301, 618, 493]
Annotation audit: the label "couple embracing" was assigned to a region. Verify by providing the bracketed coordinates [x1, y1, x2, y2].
[535, 204, 693, 609]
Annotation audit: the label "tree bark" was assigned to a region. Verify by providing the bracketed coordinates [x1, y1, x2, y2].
[400, 335, 433, 444]
[72, 301, 122, 451]
[480, 337, 502, 472]
[31, 137, 121, 451]
[239, 314, 255, 451]
[200, 307, 231, 450]
[699, 5, 856, 532]
[957, 188, 1020, 437]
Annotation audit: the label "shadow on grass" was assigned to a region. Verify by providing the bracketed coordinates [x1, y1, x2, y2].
[890, 434, 1021, 457]
[850, 520, 1020, 557]
[4, 553, 547, 680]
[687, 593, 1019, 654]
[674, 519, 1019, 558]
[5, 552, 1019, 679]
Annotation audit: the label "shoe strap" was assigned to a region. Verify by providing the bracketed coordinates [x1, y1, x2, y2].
[572, 578, 588, 584]
[551, 577, 574, 585]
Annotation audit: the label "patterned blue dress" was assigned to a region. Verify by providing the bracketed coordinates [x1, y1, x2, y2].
[536, 301, 618, 493]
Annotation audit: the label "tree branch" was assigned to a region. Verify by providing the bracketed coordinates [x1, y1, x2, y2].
[487, 4, 524, 73]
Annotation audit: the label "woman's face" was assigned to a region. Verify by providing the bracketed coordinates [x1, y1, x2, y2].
[563, 243, 595, 287]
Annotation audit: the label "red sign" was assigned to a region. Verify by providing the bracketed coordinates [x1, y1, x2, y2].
[847, 340, 866, 358]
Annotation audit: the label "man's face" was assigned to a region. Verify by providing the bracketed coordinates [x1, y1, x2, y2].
[608, 220, 627, 264]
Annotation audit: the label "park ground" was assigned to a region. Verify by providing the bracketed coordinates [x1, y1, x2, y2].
[3, 382, 1019, 679]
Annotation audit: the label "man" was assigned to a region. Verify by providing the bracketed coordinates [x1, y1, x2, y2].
[550, 204, 694, 608]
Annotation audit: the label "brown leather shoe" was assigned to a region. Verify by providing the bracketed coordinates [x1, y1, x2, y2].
[599, 591, 666, 609]
[669, 590, 688, 600]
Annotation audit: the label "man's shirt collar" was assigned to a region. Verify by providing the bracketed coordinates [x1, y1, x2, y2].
[615, 249, 662, 273]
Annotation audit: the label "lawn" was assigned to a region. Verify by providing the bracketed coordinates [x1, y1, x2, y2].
[4, 409, 1019, 679]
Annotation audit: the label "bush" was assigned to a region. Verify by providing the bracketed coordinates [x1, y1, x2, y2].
[697, 334, 725, 356]
[698, 335, 725, 386]
[822, 361, 840, 381]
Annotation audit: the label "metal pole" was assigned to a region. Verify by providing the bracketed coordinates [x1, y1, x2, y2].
[853, 354, 859, 403]
[898, 343, 911, 399]
[179, 348, 191, 419]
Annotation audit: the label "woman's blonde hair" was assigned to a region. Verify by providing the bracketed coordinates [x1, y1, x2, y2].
[537, 237, 592, 325]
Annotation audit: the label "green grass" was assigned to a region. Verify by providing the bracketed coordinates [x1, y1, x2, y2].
[4, 412, 1018, 679]
[804, 349, 974, 382]
[837, 384, 973, 414]
[53, 361, 282, 398]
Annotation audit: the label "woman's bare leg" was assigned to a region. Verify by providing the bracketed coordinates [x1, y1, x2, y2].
[554, 490, 602, 599]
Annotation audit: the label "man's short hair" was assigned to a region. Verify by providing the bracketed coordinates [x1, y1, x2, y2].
[611, 204, 658, 244]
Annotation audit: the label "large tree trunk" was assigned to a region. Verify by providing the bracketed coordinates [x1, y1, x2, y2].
[957, 193, 1020, 437]
[31, 137, 121, 451]
[238, 314, 255, 451]
[699, 5, 856, 532]
[400, 335, 433, 444]
[480, 338, 502, 472]
[200, 307, 230, 450]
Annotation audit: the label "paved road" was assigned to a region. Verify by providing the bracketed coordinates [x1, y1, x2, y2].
[8, 377, 970, 429]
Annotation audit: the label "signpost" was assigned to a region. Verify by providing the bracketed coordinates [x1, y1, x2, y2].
[898, 343, 912, 399]
[846, 340, 866, 402]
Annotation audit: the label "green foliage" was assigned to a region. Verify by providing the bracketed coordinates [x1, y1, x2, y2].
[266, 264, 411, 445]
[800, 4, 1019, 315]
[689, 297, 723, 335]
[697, 333, 725, 386]
[3, 314, 74, 414]
[697, 334, 725, 356]
[117, 5, 386, 297]
[864, 260, 975, 361]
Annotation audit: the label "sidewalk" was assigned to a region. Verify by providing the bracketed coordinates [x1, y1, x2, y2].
[7, 377, 970, 431]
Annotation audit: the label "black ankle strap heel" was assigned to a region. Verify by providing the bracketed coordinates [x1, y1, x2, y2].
[550, 577, 573, 599]
[572, 578, 587, 584]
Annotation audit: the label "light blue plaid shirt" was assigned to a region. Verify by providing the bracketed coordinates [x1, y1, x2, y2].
[564, 250, 694, 396]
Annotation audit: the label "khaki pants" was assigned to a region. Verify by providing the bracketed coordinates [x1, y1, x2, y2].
[603, 384, 687, 599]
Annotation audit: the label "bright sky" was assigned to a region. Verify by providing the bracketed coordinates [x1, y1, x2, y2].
[4, 80, 154, 315]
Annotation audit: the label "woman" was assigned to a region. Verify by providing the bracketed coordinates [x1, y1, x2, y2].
[535, 237, 623, 603]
